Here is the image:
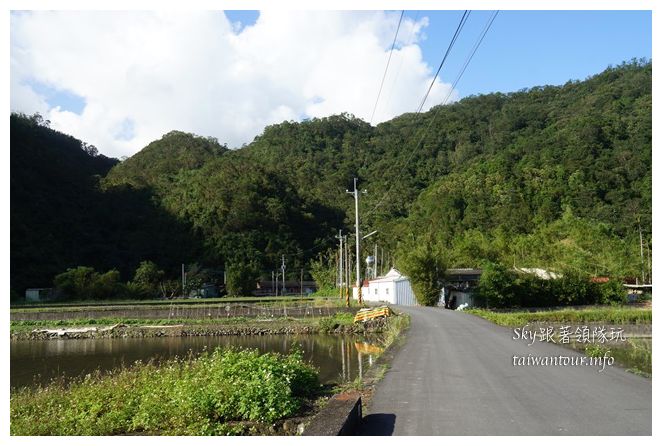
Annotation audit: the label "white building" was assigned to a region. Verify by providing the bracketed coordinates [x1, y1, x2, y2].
[353, 268, 417, 306]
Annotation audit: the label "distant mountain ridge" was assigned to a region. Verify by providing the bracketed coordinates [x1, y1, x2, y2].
[10, 60, 652, 297]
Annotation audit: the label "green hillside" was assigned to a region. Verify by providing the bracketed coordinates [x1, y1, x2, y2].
[10, 60, 651, 299]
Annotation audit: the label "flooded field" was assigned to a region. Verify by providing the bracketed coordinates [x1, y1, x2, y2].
[11, 334, 383, 389]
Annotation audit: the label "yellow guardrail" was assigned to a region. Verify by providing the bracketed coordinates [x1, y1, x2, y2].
[353, 305, 393, 323]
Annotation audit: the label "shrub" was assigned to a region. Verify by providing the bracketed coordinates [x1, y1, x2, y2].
[309, 250, 336, 291]
[596, 280, 627, 305]
[476, 262, 520, 308]
[10, 348, 319, 435]
[397, 241, 445, 306]
[54, 266, 126, 300]
[128, 261, 164, 299]
[476, 262, 629, 308]
[226, 262, 260, 296]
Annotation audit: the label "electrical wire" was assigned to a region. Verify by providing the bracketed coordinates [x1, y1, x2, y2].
[380, 11, 421, 117]
[369, 10, 405, 125]
[416, 10, 471, 113]
[363, 11, 499, 221]
[287, 11, 499, 261]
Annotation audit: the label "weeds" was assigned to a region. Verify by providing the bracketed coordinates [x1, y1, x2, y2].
[10, 348, 319, 435]
[467, 307, 651, 327]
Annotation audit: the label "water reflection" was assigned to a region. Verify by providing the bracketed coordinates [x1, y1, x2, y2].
[11, 334, 383, 389]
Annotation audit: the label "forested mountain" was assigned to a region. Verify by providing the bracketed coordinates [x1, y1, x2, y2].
[11, 117, 208, 296]
[104, 131, 229, 190]
[11, 113, 117, 294]
[10, 60, 652, 299]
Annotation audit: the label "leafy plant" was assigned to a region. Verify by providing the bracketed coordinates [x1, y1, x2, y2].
[10, 348, 320, 435]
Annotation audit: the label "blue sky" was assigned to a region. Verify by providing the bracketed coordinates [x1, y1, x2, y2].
[11, 10, 652, 157]
[227, 10, 652, 98]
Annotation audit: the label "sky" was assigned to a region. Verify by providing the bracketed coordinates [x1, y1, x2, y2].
[10, 9, 652, 158]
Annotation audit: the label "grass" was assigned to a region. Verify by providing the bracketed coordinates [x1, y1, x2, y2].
[468, 307, 652, 377]
[466, 306, 652, 327]
[583, 339, 652, 376]
[10, 296, 337, 312]
[10, 312, 387, 336]
[10, 317, 248, 334]
[10, 348, 319, 436]
[317, 312, 356, 332]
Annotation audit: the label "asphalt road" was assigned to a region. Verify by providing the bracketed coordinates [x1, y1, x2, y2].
[359, 306, 651, 435]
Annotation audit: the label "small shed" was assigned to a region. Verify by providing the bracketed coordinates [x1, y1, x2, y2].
[25, 288, 53, 302]
[354, 268, 417, 306]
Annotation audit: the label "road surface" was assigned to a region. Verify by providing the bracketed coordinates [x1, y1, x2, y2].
[359, 306, 651, 435]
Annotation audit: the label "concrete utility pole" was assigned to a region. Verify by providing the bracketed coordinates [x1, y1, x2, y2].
[343, 235, 350, 307]
[336, 230, 344, 292]
[646, 242, 652, 284]
[347, 178, 366, 305]
[638, 220, 645, 284]
[181, 264, 186, 297]
[281, 255, 287, 295]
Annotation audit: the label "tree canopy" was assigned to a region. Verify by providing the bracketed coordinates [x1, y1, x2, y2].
[10, 60, 651, 300]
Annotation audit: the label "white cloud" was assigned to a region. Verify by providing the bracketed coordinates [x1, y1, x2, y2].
[10, 10, 458, 158]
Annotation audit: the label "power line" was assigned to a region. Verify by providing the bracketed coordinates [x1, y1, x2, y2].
[439, 11, 499, 107]
[380, 11, 420, 116]
[416, 10, 471, 113]
[369, 10, 405, 124]
[364, 11, 499, 221]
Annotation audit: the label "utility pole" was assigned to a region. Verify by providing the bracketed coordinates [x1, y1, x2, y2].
[638, 220, 645, 284]
[336, 229, 345, 290]
[336, 229, 345, 300]
[271, 271, 275, 295]
[281, 255, 287, 296]
[374, 244, 378, 279]
[181, 263, 186, 297]
[343, 235, 349, 306]
[347, 178, 366, 305]
[646, 241, 652, 284]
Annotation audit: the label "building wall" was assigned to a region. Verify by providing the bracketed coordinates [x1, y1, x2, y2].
[394, 280, 417, 306]
[353, 276, 418, 306]
[370, 281, 396, 305]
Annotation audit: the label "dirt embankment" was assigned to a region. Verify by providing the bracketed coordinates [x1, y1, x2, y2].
[12, 318, 390, 341]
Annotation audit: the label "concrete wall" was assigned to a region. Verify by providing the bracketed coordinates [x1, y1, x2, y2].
[354, 278, 418, 306]
[361, 281, 396, 305]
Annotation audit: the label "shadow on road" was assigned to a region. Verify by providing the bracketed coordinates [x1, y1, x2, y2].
[358, 413, 396, 435]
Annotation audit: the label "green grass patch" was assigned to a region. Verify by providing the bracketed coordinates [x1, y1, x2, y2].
[11, 296, 321, 312]
[317, 312, 356, 332]
[466, 307, 651, 327]
[10, 347, 319, 435]
[584, 339, 652, 376]
[10, 316, 325, 334]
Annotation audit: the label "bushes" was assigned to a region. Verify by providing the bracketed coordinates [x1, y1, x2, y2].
[10, 348, 319, 435]
[397, 241, 445, 306]
[54, 266, 126, 301]
[476, 262, 627, 308]
[467, 307, 651, 326]
[128, 261, 164, 299]
[226, 262, 260, 297]
[309, 250, 336, 291]
[474, 262, 520, 308]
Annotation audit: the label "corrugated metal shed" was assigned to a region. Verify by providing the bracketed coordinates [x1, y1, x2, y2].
[355, 268, 418, 306]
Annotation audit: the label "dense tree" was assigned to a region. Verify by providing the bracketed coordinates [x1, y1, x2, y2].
[128, 260, 165, 299]
[396, 238, 446, 306]
[10, 60, 651, 300]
